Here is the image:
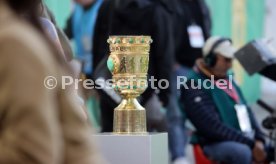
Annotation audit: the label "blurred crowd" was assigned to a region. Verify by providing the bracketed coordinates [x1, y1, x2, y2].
[0, 0, 274, 164]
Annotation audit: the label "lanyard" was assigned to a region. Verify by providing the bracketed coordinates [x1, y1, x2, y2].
[216, 79, 240, 104]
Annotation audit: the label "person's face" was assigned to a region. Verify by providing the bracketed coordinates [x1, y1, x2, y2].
[212, 54, 232, 77]
[74, 0, 94, 6]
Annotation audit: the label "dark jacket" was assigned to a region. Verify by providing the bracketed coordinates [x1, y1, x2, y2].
[93, 0, 174, 106]
[173, 0, 211, 67]
[180, 69, 264, 149]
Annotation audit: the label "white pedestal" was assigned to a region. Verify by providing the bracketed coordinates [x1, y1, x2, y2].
[94, 133, 168, 164]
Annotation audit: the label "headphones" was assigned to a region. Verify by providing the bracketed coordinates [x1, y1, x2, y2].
[204, 38, 232, 67]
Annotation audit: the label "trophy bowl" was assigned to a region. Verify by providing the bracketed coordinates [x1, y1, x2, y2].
[107, 36, 152, 134]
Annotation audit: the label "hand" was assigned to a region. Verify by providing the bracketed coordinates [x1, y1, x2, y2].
[253, 141, 266, 163]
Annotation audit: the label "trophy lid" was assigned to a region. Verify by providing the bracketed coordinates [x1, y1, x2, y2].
[107, 35, 153, 44]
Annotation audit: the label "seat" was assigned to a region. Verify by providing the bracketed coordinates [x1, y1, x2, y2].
[193, 144, 217, 164]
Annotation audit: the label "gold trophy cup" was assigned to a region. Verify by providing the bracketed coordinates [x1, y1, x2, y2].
[107, 36, 152, 134]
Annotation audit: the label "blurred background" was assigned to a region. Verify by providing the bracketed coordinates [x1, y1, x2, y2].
[42, 1, 276, 163]
[44, 0, 276, 128]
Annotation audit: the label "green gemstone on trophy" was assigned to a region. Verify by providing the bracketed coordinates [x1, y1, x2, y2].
[116, 38, 121, 43]
[115, 86, 119, 91]
[129, 38, 134, 44]
[127, 85, 137, 89]
[107, 57, 115, 72]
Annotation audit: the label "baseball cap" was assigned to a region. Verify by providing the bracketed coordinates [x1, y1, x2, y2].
[203, 36, 237, 59]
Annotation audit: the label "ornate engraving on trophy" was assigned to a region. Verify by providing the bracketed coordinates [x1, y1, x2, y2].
[107, 36, 152, 134]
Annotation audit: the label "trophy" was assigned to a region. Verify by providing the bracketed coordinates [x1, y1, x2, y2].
[107, 36, 152, 134]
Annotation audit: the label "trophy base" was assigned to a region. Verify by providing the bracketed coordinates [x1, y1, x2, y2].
[113, 98, 147, 134]
[94, 133, 169, 164]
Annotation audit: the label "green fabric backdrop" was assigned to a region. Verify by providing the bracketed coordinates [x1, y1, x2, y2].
[205, 0, 264, 103]
[44, 0, 71, 28]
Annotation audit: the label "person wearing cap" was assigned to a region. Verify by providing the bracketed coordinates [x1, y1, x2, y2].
[180, 36, 267, 164]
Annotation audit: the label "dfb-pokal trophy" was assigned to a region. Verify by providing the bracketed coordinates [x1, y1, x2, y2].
[107, 35, 152, 134]
[95, 36, 168, 164]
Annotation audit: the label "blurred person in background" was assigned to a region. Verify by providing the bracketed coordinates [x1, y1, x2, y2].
[0, 0, 105, 163]
[41, 4, 74, 62]
[40, 17, 67, 60]
[93, 0, 174, 133]
[40, 3, 87, 117]
[181, 36, 266, 164]
[165, 0, 212, 163]
[41, 3, 74, 61]
[65, 0, 104, 126]
[65, 0, 103, 79]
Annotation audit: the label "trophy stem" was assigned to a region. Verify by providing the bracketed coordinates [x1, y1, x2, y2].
[113, 98, 147, 134]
